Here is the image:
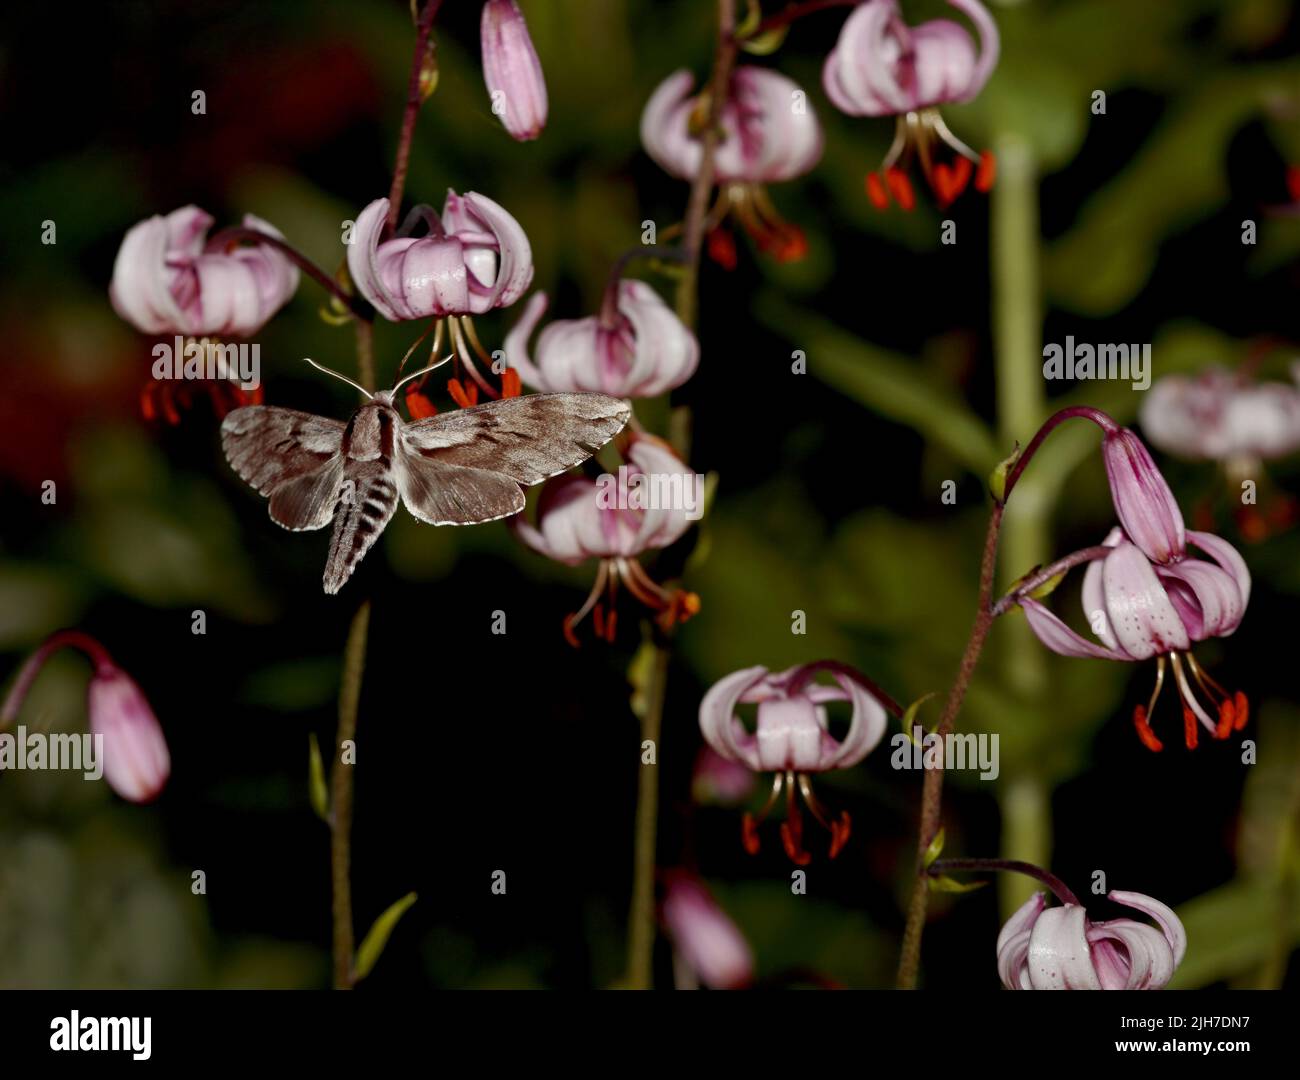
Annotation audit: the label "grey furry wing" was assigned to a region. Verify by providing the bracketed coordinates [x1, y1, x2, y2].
[395, 453, 527, 526]
[220, 406, 346, 531]
[399, 393, 630, 486]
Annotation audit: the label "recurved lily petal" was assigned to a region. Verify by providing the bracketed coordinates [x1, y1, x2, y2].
[699, 665, 769, 772]
[1021, 596, 1128, 662]
[1101, 541, 1191, 659]
[1187, 530, 1251, 612]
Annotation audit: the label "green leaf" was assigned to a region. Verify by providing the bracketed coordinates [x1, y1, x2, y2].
[353, 892, 418, 983]
[308, 734, 329, 823]
[900, 692, 937, 743]
[929, 874, 988, 895]
[923, 828, 946, 869]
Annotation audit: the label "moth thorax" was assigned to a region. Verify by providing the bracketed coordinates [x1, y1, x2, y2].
[343, 402, 397, 462]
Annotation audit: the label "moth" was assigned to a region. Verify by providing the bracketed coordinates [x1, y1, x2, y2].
[221, 359, 630, 594]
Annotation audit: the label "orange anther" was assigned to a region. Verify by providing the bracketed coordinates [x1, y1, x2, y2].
[741, 813, 761, 855]
[1233, 691, 1249, 731]
[885, 167, 915, 211]
[1133, 705, 1164, 753]
[865, 172, 890, 210]
[780, 822, 813, 866]
[1184, 706, 1199, 750]
[706, 227, 738, 270]
[975, 151, 997, 192]
[446, 378, 477, 409]
[1214, 699, 1234, 740]
[829, 812, 851, 859]
[405, 384, 437, 419]
[500, 368, 522, 398]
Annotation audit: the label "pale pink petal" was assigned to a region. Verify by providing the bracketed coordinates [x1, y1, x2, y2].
[1101, 542, 1190, 659]
[699, 666, 770, 771]
[1021, 597, 1130, 661]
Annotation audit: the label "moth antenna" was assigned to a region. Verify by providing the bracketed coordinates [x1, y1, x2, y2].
[304, 358, 373, 398]
[391, 353, 454, 394]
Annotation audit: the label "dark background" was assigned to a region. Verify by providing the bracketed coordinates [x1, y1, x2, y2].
[1, 0, 1298, 988]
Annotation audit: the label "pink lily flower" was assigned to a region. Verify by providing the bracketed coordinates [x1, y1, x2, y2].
[641, 66, 823, 264]
[821, 0, 999, 210]
[998, 890, 1186, 990]
[661, 874, 754, 990]
[1, 631, 170, 803]
[349, 193, 534, 403]
[481, 0, 548, 141]
[698, 662, 887, 865]
[511, 433, 701, 644]
[1018, 526, 1250, 751]
[110, 206, 299, 338]
[1140, 367, 1300, 465]
[503, 278, 699, 398]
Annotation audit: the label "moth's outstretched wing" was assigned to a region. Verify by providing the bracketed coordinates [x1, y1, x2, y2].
[400, 393, 630, 486]
[395, 453, 527, 526]
[221, 406, 346, 532]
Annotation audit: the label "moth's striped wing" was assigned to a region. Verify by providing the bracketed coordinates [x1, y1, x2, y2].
[220, 406, 346, 531]
[400, 393, 631, 485]
[395, 456, 527, 526]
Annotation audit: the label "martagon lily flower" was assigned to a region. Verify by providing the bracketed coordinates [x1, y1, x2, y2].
[1140, 366, 1300, 466]
[348, 193, 533, 406]
[998, 890, 1186, 990]
[821, 0, 999, 210]
[699, 662, 887, 865]
[641, 65, 823, 266]
[480, 0, 548, 141]
[1017, 426, 1251, 751]
[504, 276, 698, 398]
[1, 630, 170, 803]
[511, 433, 701, 644]
[661, 873, 754, 990]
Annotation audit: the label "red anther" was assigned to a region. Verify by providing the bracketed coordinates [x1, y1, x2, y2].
[829, 811, 851, 859]
[706, 227, 738, 270]
[140, 385, 157, 421]
[1288, 165, 1300, 203]
[1233, 691, 1249, 731]
[500, 368, 522, 398]
[604, 606, 618, 642]
[244, 384, 265, 407]
[161, 387, 182, 425]
[772, 227, 808, 263]
[741, 813, 762, 855]
[562, 614, 582, 649]
[592, 603, 606, 641]
[951, 155, 973, 198]
[1214, 699, 1234, 740]
[446, 377, 478, 409]
[405, 384, 437, 419]
[1133, 705, 1164, 753]
[1184, 706, 1200, 750]
[780, 822, 812, 866]
[931, 163, 956, 208]
[865, 172, 890, 210]
[884, 167, 915, 211]
[975, 151, 997, 193]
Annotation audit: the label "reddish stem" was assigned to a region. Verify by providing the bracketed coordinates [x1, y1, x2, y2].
[929, 857, 1083, 907]
[387, 0, 445, 231]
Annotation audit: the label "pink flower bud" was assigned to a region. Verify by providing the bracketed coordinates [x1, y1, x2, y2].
[662, 875, 754, 990]
[504, 283, 699, 398]
[348, 193, 533, 322]
[110, 206, 299, 337]
[481, 0, 548, 141]
[1101, 428, 1185, 565]
[88, 665, 170, 803]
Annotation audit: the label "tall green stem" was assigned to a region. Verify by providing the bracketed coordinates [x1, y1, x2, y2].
[331, 599, 371, 989]
[991, 131, 1051, 918]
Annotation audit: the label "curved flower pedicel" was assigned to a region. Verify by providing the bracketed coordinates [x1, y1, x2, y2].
[1, 631, 170, 803]
[1017, 426, 1251, 751]
[348, 192, 534, 404]
[822, 0, 999, 210]
[111, 205, 300, 338]
[661, 873, 754, 990]
[481, 0, 548, 141]
[504, 279, 698, 397]
[512, 433, 701, 644]
[998, 890, 1186, 990]
[699, 662, 887, 865]
[641, 65, 823, 265]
